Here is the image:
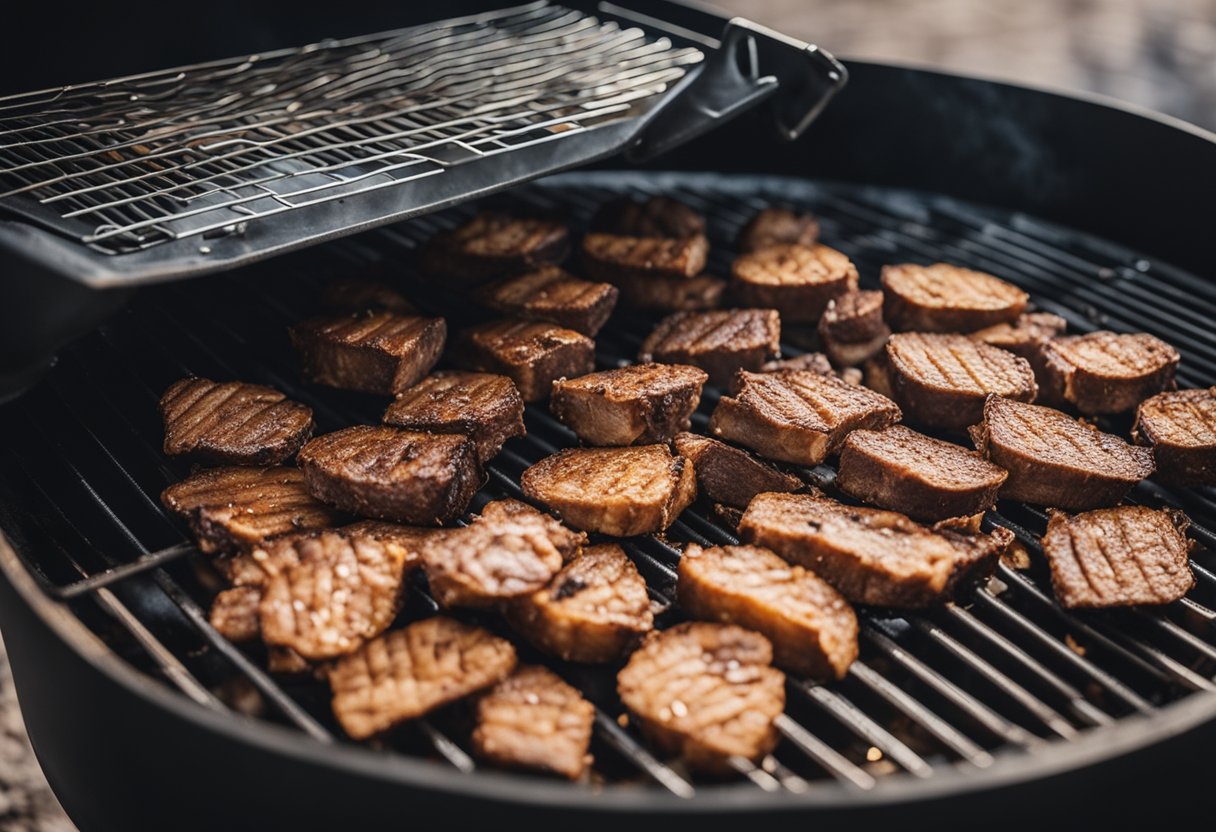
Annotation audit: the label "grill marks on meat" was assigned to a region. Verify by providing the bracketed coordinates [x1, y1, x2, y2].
[709, 370, 902, 466]
[521, 445, 696, 536]
[420, 213, 570, 282]
[383, 371, 525, 464]
[881, 263, 1028, 332]
[477, 266, 619, 337]
[736, 206, 819, 253]
[837, 426, 1008, 521]
[472, 666, 595, 780]
[297, 426, 482, 525]
[673, 432, 801, 510]
[616, 622, 785, 773]
[452, 319, 595, 403]
[506, 544, 652, 663]
[591, 195, 706, 239]
[886, 332, 1037, 431]
[818, 290, 891, 368]
[639, 309, 780, 387]
[730, 244, 858, 323]
[328, 617, 517, 740]
[582, 232, 709, 282]
[550, 363, 707, 446]
[1042, 331, 1179, 415]
[1043, 506, 1194, 608]
[615, 273, 726, 312]
[739, 493, 1013, 608]
[678, 544, 858, 680]
[971, 396, 1155, 510]
[1134, 387, 1216, 486]
[289, 312, 446, 395]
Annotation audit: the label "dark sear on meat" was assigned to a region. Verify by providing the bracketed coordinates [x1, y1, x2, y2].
[886, 332, 1037, 431]
[678, 544, 859, 680]
[1041, 331, 1180, 415]
[709, 369, 902, 466]
[210, 586, 263, 643]
[521, 445, 696, 536]
[736, 206, 819, 253]
[617, 622, 786, 774]
[1134, 387, 1216, 486]
[836, 426, 1008, 522]
[970, 396, 1155, 510]
[289, 311, 446, 395]
[297, 425, 482, 525]
[591, 195, 707, 238]
[160, 377, 314, 466]
[582, 232, 710, 283]
[739, 493, 1013, 608]
[673, 432, 801, 510]
[162, 466, 344, 555]
[419, 213, 570, 282]
[614, 272, 727, 312]
[506, 543, 652, 663]
[881, 262, 1029, 332]
[383, 371, 525, 465]
[472, 666, 596, 780]
[550, 363, 707, 446]
[638, 308, 781, 387]
[477, 265, 619, 337]
[730, 243, 858, 323]
[817, 290, 891, 368]
[1043, 506, 1194, 608]
[328, 617, 517, 740]
[451, 319, 595, 403]
[319, 278, 417, 315]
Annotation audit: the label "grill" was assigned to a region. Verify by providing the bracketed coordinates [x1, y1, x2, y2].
[2, 171, 1214, 809]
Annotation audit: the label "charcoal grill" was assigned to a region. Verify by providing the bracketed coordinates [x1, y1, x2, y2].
[2, 2, 1215, 830]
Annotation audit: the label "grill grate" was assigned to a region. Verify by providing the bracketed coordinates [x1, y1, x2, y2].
[1, 171, 1214, 796]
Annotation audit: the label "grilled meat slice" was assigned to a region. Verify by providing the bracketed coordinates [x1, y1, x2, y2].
[297, 426, 482, 525]
[886, 332, 1037, 431]
[837, 426, 1008, 522]
[1041, 331, 1179, 415]
[761, 352, 832, 376]
[451, 319, 595, 403]
[550, 363, 708, 446]
[970, 396, 1155, 510]
[162, 466, 343, 555]
[678, 544, 858, 680]
[419, 213, 570, 282]
[319, 278, 416, 315]
[881, 263, 1028, 332]
[730, 244, 858, 323]
[709, 370, 901, 466]
[383, 371, 525, 464]
[1134, 387, 1216, 486]
[591, 195, 706, 238]
[615, 272, 727, 312]
[638, 309, 781, 387]
[582, 232, 709, 283]
[289, 311, 446, 395]
[617, 622, 785, 774]
[472, 666, 595, 780]
[328, 617, 517, 740]
[210, 586, 262, 643]
[818, 290, 891, 368]
[739, 493, 1013, 607]
[736, 206, 819, 253]
[971, 312, 1067, 359]
[672, 432, 801, 510]
[1043, 506, 1194, 608]
[477, 265, 619, 336]
[521, 445, 696, 536]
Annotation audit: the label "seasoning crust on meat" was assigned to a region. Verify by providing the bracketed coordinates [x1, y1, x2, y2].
[639, 309, 781, 388]
[1041, 331, 1179, 415]
[420, 213, 570, 282]
[882, 263, 1028, 332]
[383, 371, 525, 464]
[289, 311, 446, 395]
[673, 432, 801, 510]
[550, 363, 707, 446]
[452, 319, 595, 403]
[730, 243, 858, 323]
[582, 232, 709, 283]
[1134, 387, 1216, 486]
[477, 265, 619, 336]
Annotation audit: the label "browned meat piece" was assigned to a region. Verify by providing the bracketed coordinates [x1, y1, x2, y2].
[591, 195, 706, 238]
[328, 617, 517, 740]
[472, 666, 595, 780]
[837, 426, 1008, 522]
[289, 311, 446, 395]
[761, 352, 832, 375]
[638, 309, 781, 387]
[615, 272, 727, 312]
[730, 244, 858, 323]
[1043, 506, 1194, 608]
[672, 432, 801, 510]
[451, 319, 595, 403]
[162, 466, 343, 555]
[582, 232, 709, 283]
[297, 426, 482, 525]
[886, 332, 1037, 431]
[383, 371, 525, 464]
[736, 206, 819, 253]
[1134, 387, 1216, 486]
[477, 265, 619, 336]
[881, 263, 1028, 332]
[210, 586, 262, 642]
[739, 493, 1013, 608]
[550, 363, 707, 446]
[969, 396, 1155, 510]
[506, 544, 652, 663]
[319, 278, 416, 315]
[521, 445, 696, 536]
[818, 290, 891, 368]
[1041, 331, 1179, 415]
[419, 213, 570, 282]
[678, 543, 858, 680]
[971, 312, 1067, 359]
[709, 370, 901, 466]
[617, 622, 785, 774]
